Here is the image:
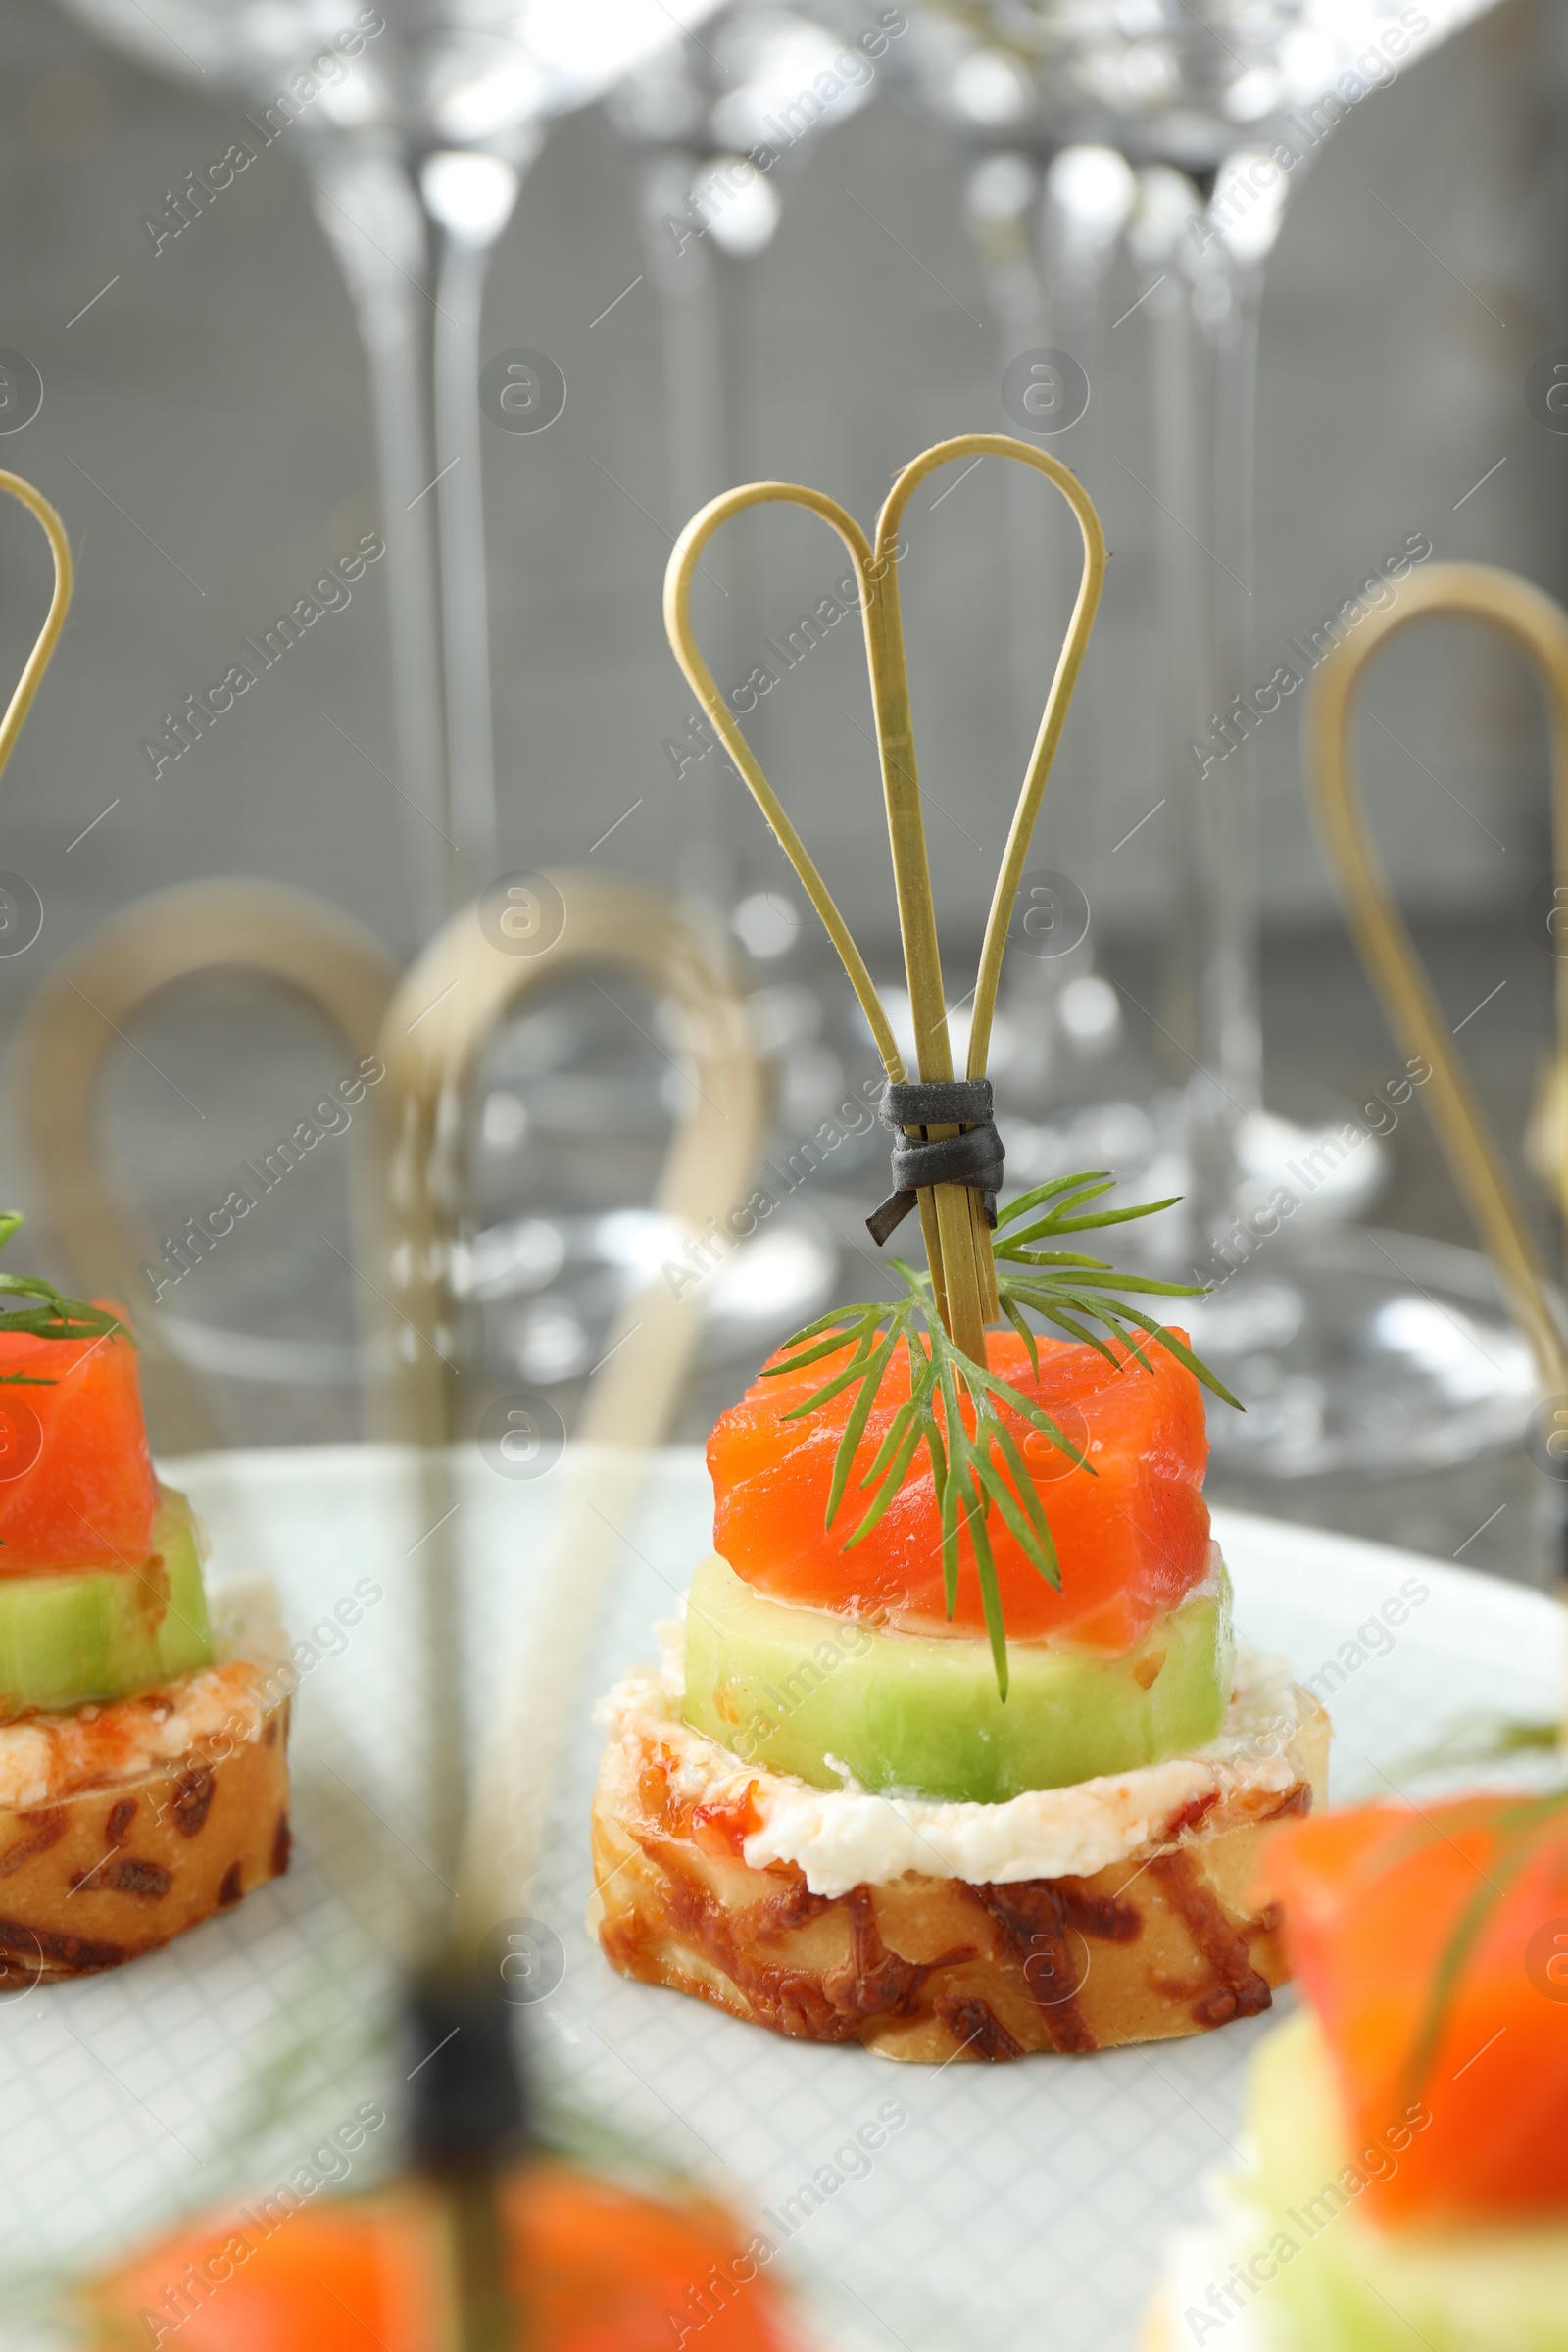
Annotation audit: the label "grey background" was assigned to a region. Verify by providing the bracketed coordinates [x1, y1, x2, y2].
[0, 0, 1560, 973]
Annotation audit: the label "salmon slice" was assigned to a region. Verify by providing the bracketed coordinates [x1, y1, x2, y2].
[0, 1326, 156, 1571]
[83, 2160, 795, 2351]
[709, 1327, 1210, 1652]
[1266, 1796, 1568, 2224]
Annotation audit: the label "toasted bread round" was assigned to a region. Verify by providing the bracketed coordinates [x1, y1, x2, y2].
[0, 1690, 291, 1985]
[591, 1690, 1329, 2060]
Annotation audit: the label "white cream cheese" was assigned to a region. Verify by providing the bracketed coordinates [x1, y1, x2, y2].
[597, 1637, 1321, 1900]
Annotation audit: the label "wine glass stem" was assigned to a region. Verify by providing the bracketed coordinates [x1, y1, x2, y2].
[639, 154, 737, 908]
[1155, 249, 1265, 1264]
[435, 226, 506, 897]
[309, 140, 514, 925]
[309, 142, 454, 928]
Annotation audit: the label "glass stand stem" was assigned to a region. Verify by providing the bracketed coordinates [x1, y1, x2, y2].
[640, 153, 737, 911]
[965, 164, 1053, 780]
[309, 139, 520, 922]
[309, 139, 455, 930]
[1152, 220, 1265, 1269]
[433, 166, 524, 899]
[434, 234, 501, 896]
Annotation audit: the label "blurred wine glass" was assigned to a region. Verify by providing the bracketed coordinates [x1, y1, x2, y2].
[607, 6, 887, 915]
[53, 0, 755, 1444]
[58, 0, 727, 924]
[891, 0, 1527, 1478]
[589, 9, 904, 1378]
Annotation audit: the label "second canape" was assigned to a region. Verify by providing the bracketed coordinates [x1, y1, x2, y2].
[1143, 1787, 1568, 2348]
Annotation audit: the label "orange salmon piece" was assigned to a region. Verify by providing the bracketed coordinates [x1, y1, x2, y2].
[83, 2161, 794, 2351]
[0, 1326, 156, 1571]
[709, 1327, 1210, 1651]
[1267, 1797, 1568, 2225]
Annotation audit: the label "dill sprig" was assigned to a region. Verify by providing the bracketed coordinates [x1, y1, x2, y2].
[1396, 1711, 1563, 1781]
[762, 1172, 1239, 1695]
[0, 1210, 125, 1383]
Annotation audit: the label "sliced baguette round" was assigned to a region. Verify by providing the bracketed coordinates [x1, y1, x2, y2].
[0, 1688, 291, 1986]
[591, 1690, 1329, 2060]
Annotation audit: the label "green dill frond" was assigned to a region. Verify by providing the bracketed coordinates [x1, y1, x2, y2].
[0, 1211, 126, 1357]
[760, 1174, 1237, 1693]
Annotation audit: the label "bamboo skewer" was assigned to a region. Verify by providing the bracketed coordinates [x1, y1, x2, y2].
[16, 882, 400, 1453]
[663, 482, 903, 1071]
[0, 472, 72, 789]
[858, 470, 981, 1354]
[374, 872, 764, 1936]
[664, 434, 1107, 1355]
[1306, 560, 1568, 1397]
[374, 875, 763, 2352]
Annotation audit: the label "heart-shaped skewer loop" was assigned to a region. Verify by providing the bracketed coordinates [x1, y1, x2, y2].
[0, 471, 73, 791]
[1307, 560, 1568, 1396]
[663, 434, 1106, 1361]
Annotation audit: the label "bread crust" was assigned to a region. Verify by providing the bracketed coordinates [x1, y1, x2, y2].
[591, 1692, 1329, 2060]
[0, 1694, 291, 1985]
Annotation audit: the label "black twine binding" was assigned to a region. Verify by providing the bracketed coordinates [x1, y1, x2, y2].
[866, 1078, 1004, 1246]
[406, 1974, 528, 2171]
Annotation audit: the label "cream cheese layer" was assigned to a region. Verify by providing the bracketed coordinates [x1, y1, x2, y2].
[596, 1628, 1321, 1899]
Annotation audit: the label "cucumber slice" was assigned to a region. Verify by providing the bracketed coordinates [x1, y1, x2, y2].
[682, 1551, 1233, 1803]
[0, 1488, 215, 1720]
[1248, 2012, 1568, 2352]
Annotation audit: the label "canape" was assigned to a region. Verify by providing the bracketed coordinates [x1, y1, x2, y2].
[1142, 1787, 1568, 2347]
[0, 1250, 291, 1984]
[615, 440, 1330, 2058]
[591, 1206, 1330, 2062]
